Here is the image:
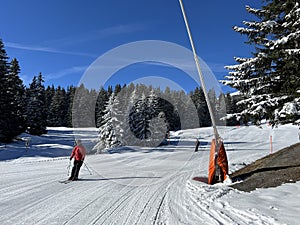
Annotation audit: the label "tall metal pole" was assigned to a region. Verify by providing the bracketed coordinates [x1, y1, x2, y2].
[179, 0, 222, 182]
[178, 0, 219, 143]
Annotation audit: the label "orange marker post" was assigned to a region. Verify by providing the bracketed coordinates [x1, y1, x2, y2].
[270, 135, 273, 154]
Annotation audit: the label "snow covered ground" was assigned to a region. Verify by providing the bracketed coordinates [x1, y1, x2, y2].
[0, 124, 300, 225]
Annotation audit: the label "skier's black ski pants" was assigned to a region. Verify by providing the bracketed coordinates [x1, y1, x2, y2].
[70, 160, 83, 179]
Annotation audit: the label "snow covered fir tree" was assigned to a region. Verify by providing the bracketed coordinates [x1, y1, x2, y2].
[93, 86, 166, 151]
[127, 90, 168, 147]
[26, 73, 47, 135]
[221, 0, 300, 126]
[93, 93, 121, 153]
[93, 84, 211, 151]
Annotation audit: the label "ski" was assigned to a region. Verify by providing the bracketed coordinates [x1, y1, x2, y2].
[59, 180, 72, 184]
[59, 178, 81, 184]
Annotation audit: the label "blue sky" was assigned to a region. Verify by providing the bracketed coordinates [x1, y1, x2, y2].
[0, 0, 261, 93]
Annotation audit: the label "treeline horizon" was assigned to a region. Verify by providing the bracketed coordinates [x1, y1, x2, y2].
[44, 82, 242, 128]
[0, 38, 243, 143]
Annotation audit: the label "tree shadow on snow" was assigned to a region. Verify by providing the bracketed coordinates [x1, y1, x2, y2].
[0, 145, 71, 161]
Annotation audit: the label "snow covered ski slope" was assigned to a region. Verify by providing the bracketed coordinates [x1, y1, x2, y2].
[0, 125, 300, 224]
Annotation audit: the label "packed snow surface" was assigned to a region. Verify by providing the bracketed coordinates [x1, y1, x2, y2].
[1, 124, 300, 225]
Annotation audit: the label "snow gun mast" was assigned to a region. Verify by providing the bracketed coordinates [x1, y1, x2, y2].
[178, 0, 227, 184]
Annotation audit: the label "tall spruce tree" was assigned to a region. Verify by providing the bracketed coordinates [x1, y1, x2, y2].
[110, 85, 133, 146]
[48, 86, 68, 126]
[224, 93, 240, 126]
[127, 88, 170, 147]
[94, 93, 121, 152]
[114, 86, 141, 146]
[45, 85, 55, 125]
[7, 58, 26, 136]
[176, 90, 198, 129]
[222, 0, 300, 126]
[0, 40, 26, 142]
[95, 87, 109, 128]
[0, 39, 10, 142]
[26, 73, 47, 135]
[66, 85, 76, 127]
[147, 90, 168, 145]
[161, 88, 181, 131]
[190, 87, 211, 127]
[129, 93, 152, 141]
[72, 84, 95, 127]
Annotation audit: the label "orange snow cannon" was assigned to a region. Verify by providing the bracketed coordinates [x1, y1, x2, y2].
[208, 139, 228, 185]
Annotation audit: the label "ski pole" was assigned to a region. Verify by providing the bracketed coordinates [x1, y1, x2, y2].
[83, 161, 93, 175]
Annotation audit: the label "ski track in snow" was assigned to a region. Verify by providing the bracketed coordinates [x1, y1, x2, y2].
[1, 125, 300, 224]
[0, 156, 190, 225]
[184, 181, 279, 225]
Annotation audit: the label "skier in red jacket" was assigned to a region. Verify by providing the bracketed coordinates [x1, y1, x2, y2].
[68, 139, 86, 180]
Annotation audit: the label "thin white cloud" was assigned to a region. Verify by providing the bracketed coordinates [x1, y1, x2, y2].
[141, 61, 174, 67]
[43, 23, 146, 48]
[96, 23, 145, 37]
[144, 60, 227, 75]
[141, 59, 198, 74]
[5, 42, 96, 57]
[5, 23, 145, 57]
[46, 66, 88, 80]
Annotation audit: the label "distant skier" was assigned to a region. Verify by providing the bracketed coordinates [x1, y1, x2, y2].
[194, 138, 200, 152]
[68, 139, 86, 181]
